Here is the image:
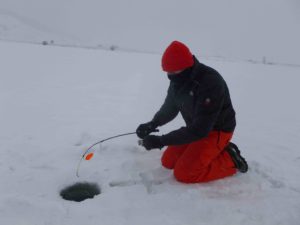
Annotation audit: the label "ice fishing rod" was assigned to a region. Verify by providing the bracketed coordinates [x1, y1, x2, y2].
[76, 130, 158, 177]
[76, 132, 135, 177]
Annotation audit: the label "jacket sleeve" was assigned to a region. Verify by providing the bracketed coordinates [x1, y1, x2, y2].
[151, 85, 179, 127]
[161, 83, 225, 145]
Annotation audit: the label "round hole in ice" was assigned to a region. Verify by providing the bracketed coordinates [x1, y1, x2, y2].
[60, 182, 100, 202]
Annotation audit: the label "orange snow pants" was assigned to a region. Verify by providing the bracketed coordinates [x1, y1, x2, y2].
[161, 131, 237, 183]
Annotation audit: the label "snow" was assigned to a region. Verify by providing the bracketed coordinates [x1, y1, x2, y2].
[0, 1, 300, 223]
[1, 40, 300, 225]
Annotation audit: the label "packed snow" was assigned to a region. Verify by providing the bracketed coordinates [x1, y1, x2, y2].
[0, 40, 300, 225]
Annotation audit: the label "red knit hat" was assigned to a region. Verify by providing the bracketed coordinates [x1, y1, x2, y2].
[161, 41, 194, 72]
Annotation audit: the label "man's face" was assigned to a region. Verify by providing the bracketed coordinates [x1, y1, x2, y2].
[167, 67, 193, 83]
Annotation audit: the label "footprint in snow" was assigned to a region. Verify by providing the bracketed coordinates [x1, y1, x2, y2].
[251, 161, 285, 189]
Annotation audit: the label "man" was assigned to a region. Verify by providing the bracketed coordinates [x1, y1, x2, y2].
[136, 41, 248, 183]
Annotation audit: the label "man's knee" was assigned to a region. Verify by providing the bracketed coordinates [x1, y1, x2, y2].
[161, 145, 188, 169]
[161, 154, 174, 169]
[173, 164, 207, 183]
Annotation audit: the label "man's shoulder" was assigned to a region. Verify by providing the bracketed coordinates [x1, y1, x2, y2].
[192, 61, 224, 88]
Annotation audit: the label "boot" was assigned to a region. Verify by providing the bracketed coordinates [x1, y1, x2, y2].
[225, 142, 248, 173]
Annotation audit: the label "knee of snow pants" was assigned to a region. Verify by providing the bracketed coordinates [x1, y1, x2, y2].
[161, 144, 189, 169]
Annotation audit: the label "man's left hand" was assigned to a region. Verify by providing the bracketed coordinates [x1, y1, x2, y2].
[141, 135, 164, 150]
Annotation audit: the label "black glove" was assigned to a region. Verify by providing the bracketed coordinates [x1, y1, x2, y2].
[141, 135, 164, 150]
[136, 121, 157, 139]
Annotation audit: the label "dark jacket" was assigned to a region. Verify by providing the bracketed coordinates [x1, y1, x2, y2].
[152, 57, 236, 146]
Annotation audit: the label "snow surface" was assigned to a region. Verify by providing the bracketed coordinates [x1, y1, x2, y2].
[1, 40, 300, 225]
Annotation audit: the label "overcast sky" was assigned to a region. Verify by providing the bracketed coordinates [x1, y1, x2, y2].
[1, 0, 299, 64]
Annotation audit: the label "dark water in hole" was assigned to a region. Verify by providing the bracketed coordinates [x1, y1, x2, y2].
[60, 182, 100, 202]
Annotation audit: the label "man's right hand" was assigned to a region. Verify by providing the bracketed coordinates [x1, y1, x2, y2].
[136, 122, 157, 139]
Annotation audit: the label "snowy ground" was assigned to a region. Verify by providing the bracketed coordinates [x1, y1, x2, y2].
[1, 40, 300, 225]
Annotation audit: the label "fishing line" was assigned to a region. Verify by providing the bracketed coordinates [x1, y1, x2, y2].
[76, 132, 136, 177]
